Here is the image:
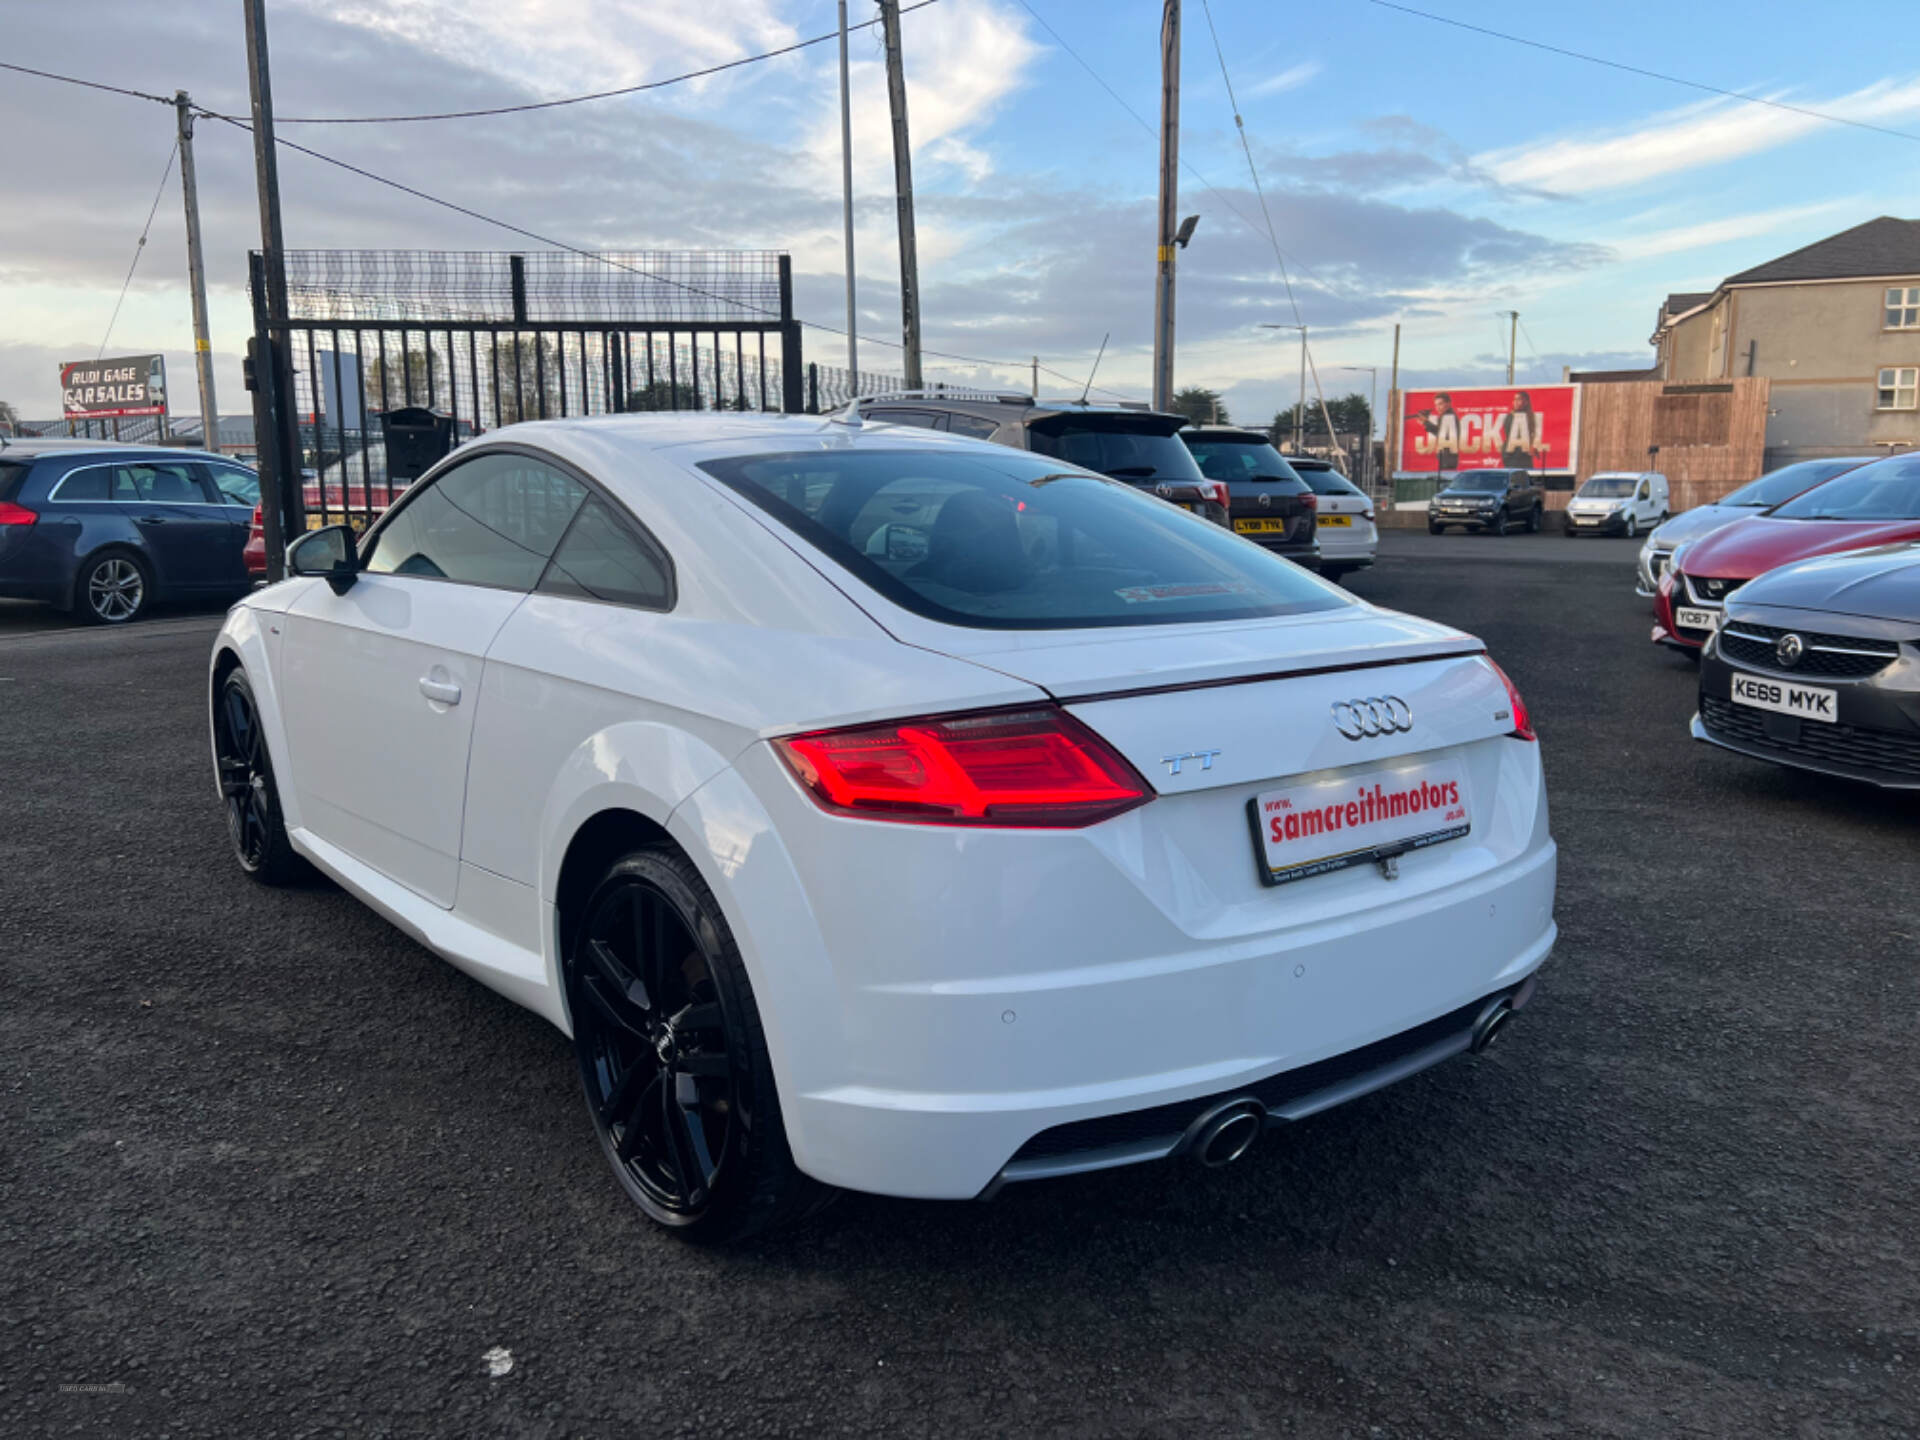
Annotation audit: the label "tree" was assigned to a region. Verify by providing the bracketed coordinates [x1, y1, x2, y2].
[1269, 391, 1372, 446]
[0, 398, 18, 434]
[1169, 385, 1229, 425]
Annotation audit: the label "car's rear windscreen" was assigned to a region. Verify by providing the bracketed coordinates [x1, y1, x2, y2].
[1182, 438, 1307, 490]
[1026, 415, 1206, 483]
[699, 449, 1349, 630]
[0, 460, 27, 502]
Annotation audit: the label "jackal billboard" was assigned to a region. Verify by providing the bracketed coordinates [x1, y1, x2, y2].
[1396, 384, 1579, 477]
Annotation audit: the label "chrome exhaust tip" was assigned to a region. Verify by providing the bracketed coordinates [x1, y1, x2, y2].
[1471, 999, 1513, 1054]
[1182, 1098, 1265, 1168]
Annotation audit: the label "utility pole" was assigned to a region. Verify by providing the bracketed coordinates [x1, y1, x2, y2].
[1150, 0, 1181, 412]
[243, 0, 299, 579]
[1031, 355, 1039, 399]
[1297, 327, 1307, 451]
[1501, 310, 1519, 384]
[836, 2, 857, 382]
[877, 0, 922, 389]
[1388, 322, 1401, 480]
[174, 92, 220, 455]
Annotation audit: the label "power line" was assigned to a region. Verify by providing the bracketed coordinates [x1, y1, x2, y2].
[1010, 0, 1328, 291]
[98, 140, 180, 360]
[0, 59, 173, 107]
[257, 0, 944, 124]
[5, 37, 1138, 397]
[1196, 0, 1302, 326]
[1369, 1, 1920, 146]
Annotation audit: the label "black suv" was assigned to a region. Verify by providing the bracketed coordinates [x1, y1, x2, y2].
[1178, 427, 1319, 568]
[1427, 469, 1545, 535]
[854, 395, 1230, 526]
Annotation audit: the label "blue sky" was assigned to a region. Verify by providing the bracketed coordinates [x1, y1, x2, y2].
[3, 0, 1915, 427]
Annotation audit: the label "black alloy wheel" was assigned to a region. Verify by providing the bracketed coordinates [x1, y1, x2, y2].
[565, 848, 827, 1240]
[1490, 507, 1509, 536]
[1528, 504, 1543, 533]
[78, 551, 149, 624]
[212, 668, 301, 883]
[1428, 520, 1443, 535]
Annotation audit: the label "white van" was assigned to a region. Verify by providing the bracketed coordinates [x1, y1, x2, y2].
[1564, 471, 1668, 538]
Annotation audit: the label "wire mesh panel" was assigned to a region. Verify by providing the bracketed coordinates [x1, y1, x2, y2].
[257, 248, 806, 537]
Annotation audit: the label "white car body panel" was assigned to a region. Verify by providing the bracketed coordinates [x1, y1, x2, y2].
[1311, 488, 1378, 567]
[211, 414, 1556, 1202]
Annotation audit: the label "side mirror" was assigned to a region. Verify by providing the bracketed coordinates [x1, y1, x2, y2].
[288, 524, 359, 595]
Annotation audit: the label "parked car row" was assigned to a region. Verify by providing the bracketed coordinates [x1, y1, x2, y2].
[1619, 450, 1920, 791]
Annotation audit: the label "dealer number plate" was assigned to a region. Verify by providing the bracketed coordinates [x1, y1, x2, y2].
[1247, 761, 1470, 886]
[1675, 607, 1721, 632]
[1730, 671, 1837, 723]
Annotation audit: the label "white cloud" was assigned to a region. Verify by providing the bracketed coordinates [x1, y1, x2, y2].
[1609, 200, 1858, 262]
[1477, 76, 1920, 194]
[1248, 61, 1321, 99]
[288, 0, 799, 97]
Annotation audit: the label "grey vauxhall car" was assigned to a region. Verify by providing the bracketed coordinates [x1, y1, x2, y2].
[851, 394, 1231, 527]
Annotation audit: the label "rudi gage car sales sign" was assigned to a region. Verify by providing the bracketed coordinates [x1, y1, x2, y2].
[61, 354, 167, 419]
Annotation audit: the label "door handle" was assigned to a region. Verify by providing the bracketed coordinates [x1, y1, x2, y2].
[418, 676, 462, 706]
[135, 515, 167, 526]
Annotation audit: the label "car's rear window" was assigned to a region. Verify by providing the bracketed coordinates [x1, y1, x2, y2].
[0, 460, 27, 502]
[1026, 417, 1205, 483]
[699, 449, 1349, 630]
[1183, 438, 1307, 490]
[1291, 465, 1362, 498]
[1771, 454, 1920, 521]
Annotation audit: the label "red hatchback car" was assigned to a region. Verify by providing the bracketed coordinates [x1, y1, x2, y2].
[1656, 452, 1920, 652]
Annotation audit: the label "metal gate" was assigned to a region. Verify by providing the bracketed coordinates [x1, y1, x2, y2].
[246, 248, 839, 573]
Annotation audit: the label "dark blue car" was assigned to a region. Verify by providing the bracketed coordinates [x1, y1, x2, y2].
[0, 440, 259, 624]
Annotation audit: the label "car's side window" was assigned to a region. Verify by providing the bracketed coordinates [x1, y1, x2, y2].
[118, 461, 205, 503]
[51, 467, 109, 501]
[873, 409, 948, 430]
[537, 497, 674, 611]
[946, 414, 1000, 440]
[202, 464, 260, 508]
[364, 451, 588, 590]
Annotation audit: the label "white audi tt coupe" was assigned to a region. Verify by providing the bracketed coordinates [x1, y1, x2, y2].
[209, 413, 1556, 1239]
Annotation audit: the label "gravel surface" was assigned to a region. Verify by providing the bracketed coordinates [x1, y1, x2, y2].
[5, 531, 1916, 1437]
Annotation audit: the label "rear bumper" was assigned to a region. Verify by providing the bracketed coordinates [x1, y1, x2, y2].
[687, 732, 1557, 1201]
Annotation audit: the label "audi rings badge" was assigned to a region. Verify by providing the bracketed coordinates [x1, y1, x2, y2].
[1330, 696, 1414, 740]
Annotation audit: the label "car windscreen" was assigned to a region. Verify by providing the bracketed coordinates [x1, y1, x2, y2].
[1770, 454, 1920, 521]
[698, 449, 1350, 630]
[1724, 459, 1860, 508]
[1447, 472, 1508, 493]
[1578, 476, 1636, 498]
[1183, 438, 1302, 487]
[1026, 417, 1206, 483]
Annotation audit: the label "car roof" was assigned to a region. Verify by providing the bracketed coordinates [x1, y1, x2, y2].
[1, 438, 231, 464]
[1180, 427, 1271, 442]
[1279, 454, 1335, 470]
[474, 411, 1014, 464]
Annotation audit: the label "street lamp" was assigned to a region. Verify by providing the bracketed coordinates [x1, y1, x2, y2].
[1260, 323, 1308, 453]
[1336, 364, 1379, 495]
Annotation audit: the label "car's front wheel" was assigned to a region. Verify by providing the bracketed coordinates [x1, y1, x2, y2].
[1490, 508, 1509, 536]
[565, 845, 830, 1241]
[76, 550, 150, 624]
[213, 667, 303, 884]
[1625, 513, 1639, 539]
[1427, 520, 1443, 535]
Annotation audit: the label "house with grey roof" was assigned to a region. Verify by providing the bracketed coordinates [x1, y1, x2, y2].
[1648, 216, 1920, 462]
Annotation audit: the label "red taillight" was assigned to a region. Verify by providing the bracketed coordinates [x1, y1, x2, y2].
[1486, 658, 1536, 742]
[1204, 479, 1231, 510]
[775, 706, 1152, 828]
[249, 505, 263, 531]
[1301, 493, 1318, 511]
[0, 501, 37, 526]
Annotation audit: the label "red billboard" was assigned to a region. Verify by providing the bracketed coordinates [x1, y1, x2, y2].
[1395, 384, 1579, 477]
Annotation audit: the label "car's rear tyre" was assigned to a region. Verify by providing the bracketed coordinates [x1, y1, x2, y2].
[1527, 504, 1543, 533]
[76, 549, 150, 625]
[565, 845, 832, 1242]
[213, 668, 303, 885]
